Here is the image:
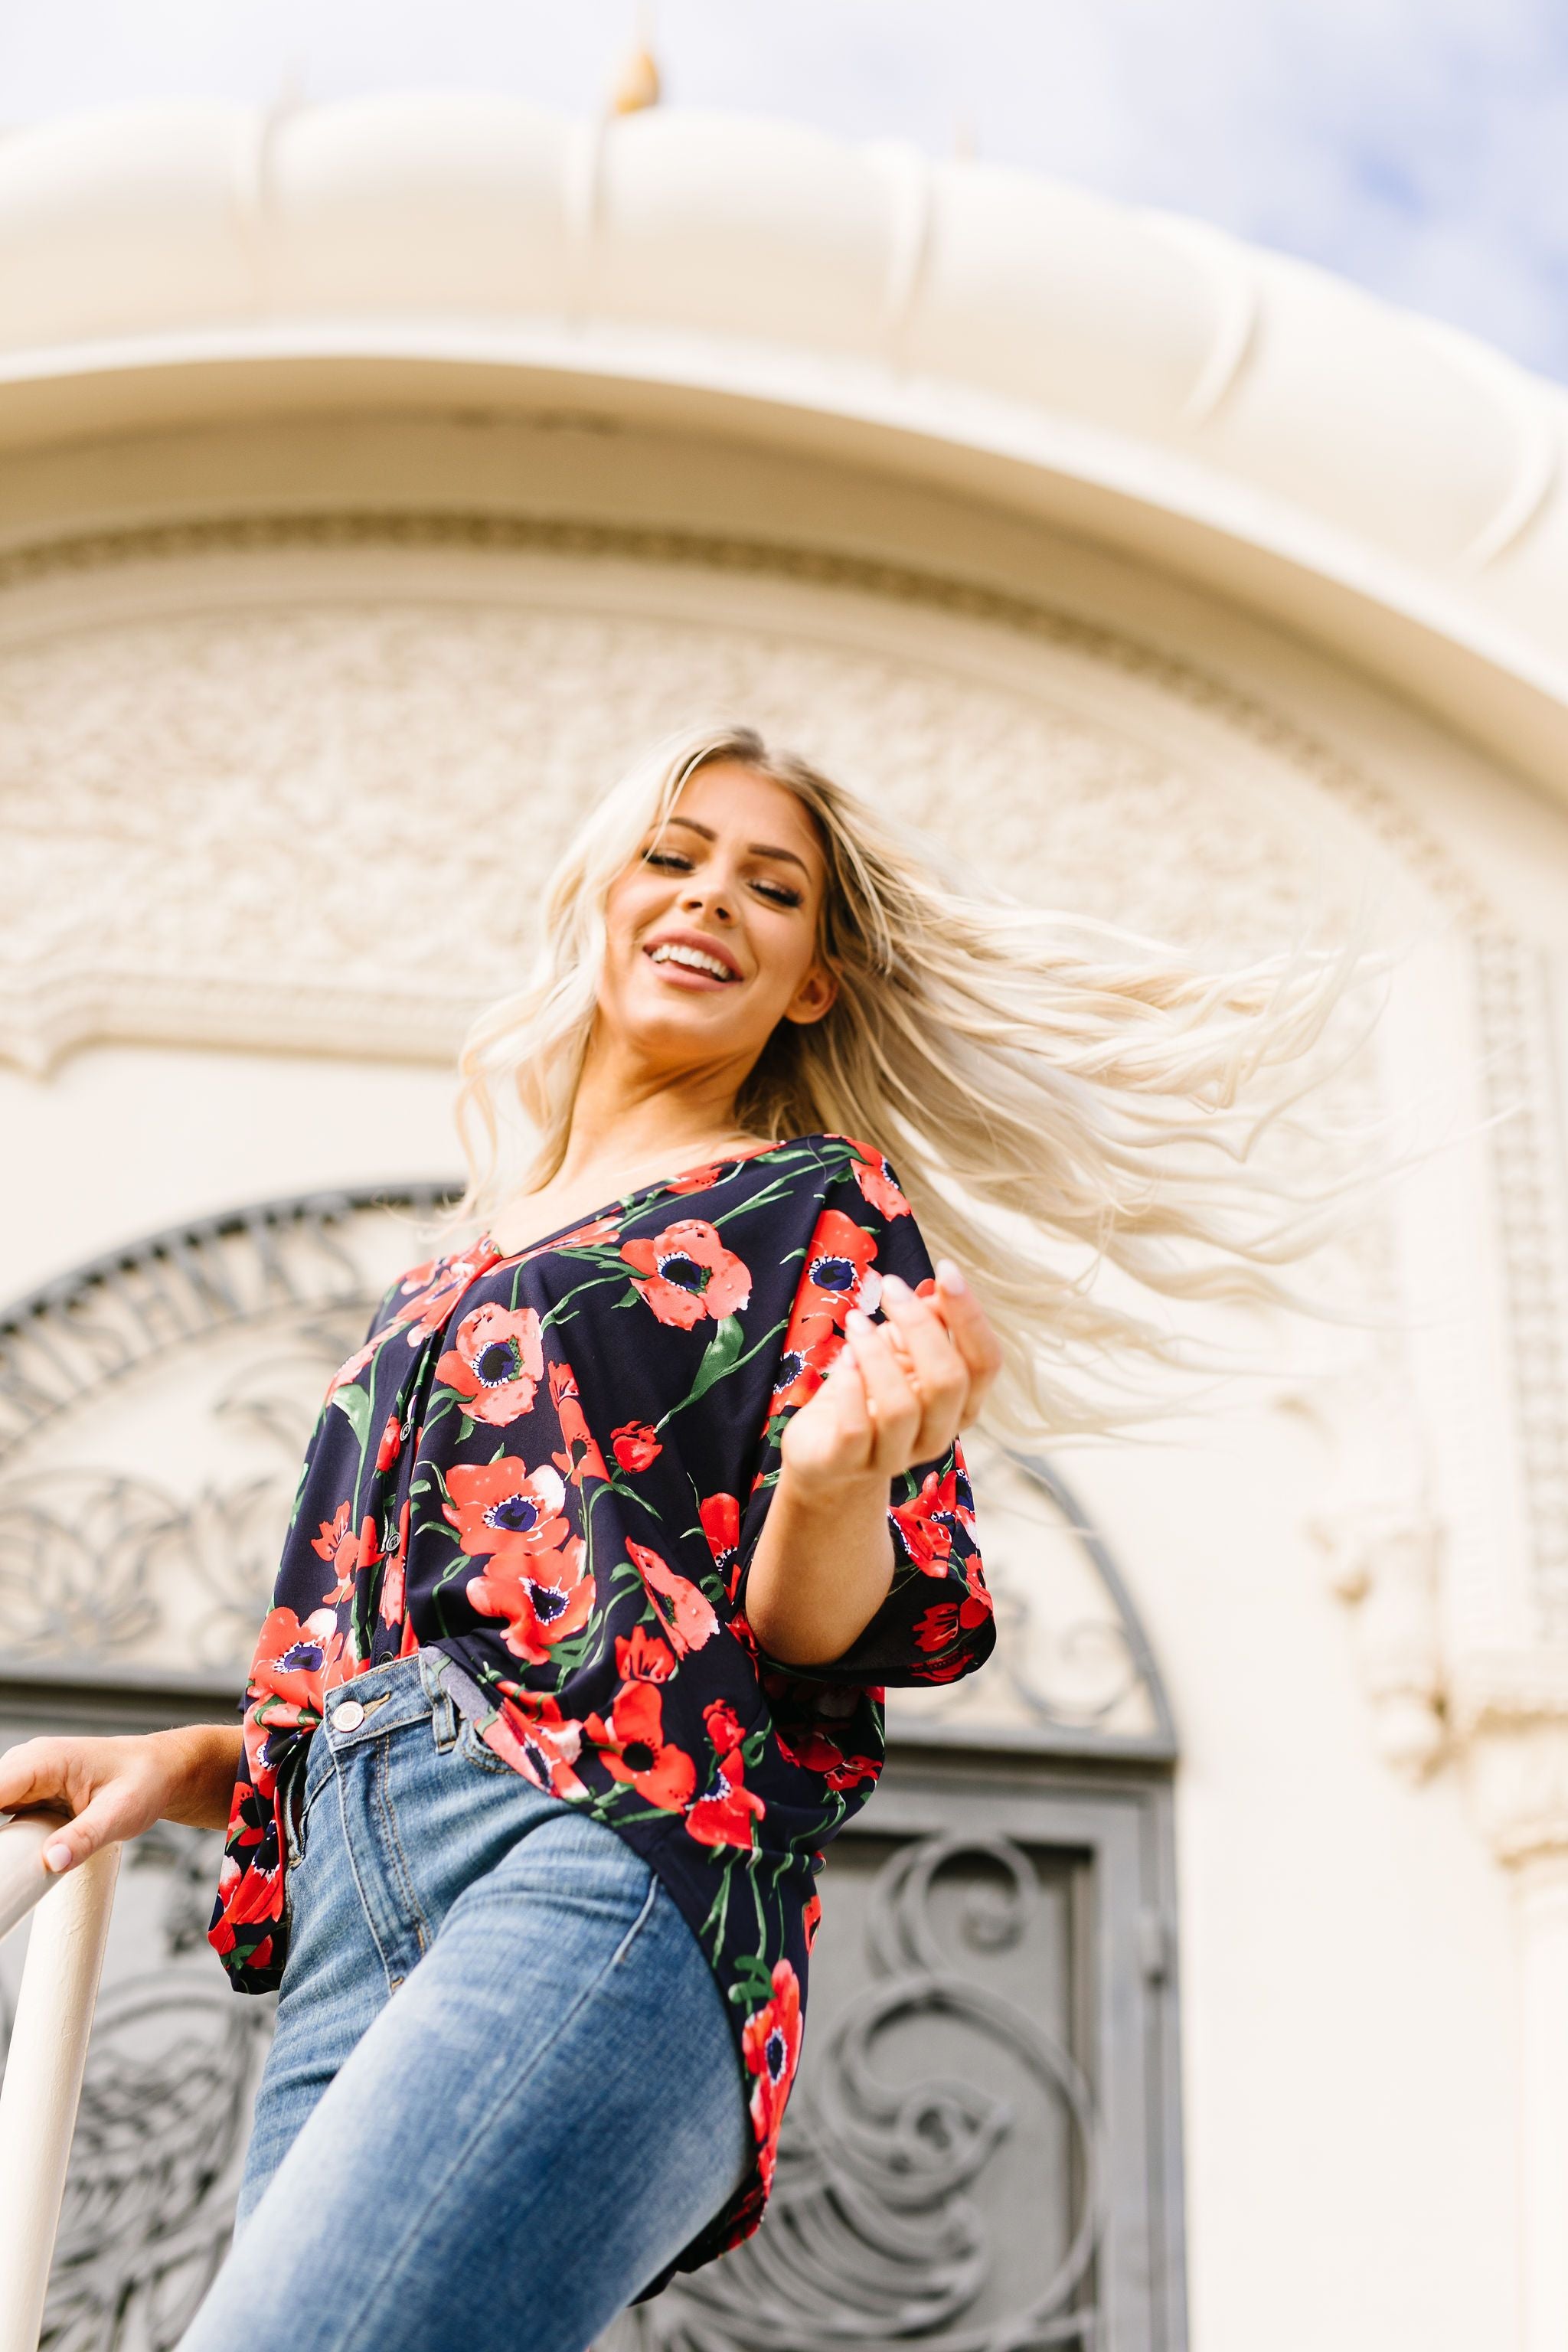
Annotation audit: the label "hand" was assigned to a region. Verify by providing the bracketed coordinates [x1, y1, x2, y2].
[0, 1724, 242, 1875]
[780, 1259, 1001, 1497]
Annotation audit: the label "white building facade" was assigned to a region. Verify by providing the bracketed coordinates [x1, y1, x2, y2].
[1, 94, 1567, 2352]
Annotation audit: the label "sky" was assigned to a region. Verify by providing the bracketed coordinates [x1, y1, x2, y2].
[2, 0, 1565, 383]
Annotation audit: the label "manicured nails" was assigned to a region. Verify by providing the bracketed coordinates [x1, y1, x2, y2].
[42, 1838, 74, 1873]
[936, 1259, 968, 1296]
[881, 1273, 911, 1301]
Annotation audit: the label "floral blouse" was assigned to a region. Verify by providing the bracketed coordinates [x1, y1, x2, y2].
[207, 1130, 995, 2269]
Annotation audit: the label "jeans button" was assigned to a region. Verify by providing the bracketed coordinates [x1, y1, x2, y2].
[332, 1699, 365, 1732]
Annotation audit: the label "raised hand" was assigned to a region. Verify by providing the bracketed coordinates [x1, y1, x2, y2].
[780, 1260, 1001, 1494]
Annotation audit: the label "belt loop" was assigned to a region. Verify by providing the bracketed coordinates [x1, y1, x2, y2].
[430, 1677, 458, 1751]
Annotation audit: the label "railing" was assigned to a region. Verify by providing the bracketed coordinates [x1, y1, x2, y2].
[0, 1815, 120, 2352]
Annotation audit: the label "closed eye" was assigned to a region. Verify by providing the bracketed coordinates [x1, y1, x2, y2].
[642, 848, 802, 909]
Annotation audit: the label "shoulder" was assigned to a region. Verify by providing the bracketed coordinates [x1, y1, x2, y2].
[794, 1132, 915, 1223]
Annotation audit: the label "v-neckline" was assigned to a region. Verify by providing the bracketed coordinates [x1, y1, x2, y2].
[474, 1135, 795, 1270]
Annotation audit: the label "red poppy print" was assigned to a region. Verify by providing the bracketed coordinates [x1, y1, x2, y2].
[436, 1302, 544, 1426]
[687, 1710, 766, 1850]
[394, 1244, 498, 1346]
[611, 1420, 662, 1472]
[548, 1358, 609, 1488]
[586, 1679, 697, 1811]
[463, 1534, 591, 1664]
[769, 1328, 841, 1414]
[309, 1500, 371, 1602]
[376, 1413, 404, 1472]
[775, 1724, 880, 1791]
[890, 1469, 961, 1576]
[914, 1560, 992, 1653]
[248, 1604, 345, 1718]
[741, 1960, 802, 2193]
[482, 1688, 589, 1800]
[790, 1207, 880, 1336]
[616, 1625, 676, 1683]
[622, 1220, 751, 1329]
[699, 1492, 741, 1593]
[628, 1538, 720, 1655]
[836, 1134, 912, 1221]
[444, 1459, 570, 1559]
[325, 1335, 381, 1403]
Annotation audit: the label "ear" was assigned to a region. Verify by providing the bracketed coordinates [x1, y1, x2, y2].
[782, 963, 838, 1027]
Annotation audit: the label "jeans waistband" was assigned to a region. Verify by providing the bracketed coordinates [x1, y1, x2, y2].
[319, 1646, 495, 1757]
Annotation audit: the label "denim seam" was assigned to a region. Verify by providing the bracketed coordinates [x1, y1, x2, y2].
[333, 1750, 402, 1992]
[330, 1864, 663, 2352]
[374, 1733, 434, 1961]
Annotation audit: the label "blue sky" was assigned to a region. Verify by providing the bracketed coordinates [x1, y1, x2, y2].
[3, 1, 1565, 383]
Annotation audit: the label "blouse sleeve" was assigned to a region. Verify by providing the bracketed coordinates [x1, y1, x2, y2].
[730, 1145, 996, 1690]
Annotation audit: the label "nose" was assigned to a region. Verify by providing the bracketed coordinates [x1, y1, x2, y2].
[680, 877, 735, 925]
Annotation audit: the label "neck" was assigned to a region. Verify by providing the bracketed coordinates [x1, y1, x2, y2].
[548, 1034, 758, 1192]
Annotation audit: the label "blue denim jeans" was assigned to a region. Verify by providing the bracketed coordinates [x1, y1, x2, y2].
[177, 1648, 750, 2352]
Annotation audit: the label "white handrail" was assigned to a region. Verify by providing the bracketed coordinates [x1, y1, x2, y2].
[0, 1813, 119, 2352]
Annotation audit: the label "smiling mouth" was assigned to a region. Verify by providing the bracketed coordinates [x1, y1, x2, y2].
[646, 943, 738, 982]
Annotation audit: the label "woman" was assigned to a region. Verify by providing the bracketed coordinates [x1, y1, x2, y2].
[0, 725, 1355, 2352]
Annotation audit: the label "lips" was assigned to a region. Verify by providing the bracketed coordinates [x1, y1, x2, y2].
[642, 928, 743, 984]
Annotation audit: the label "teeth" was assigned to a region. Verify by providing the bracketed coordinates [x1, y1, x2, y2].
[650, 944, 733, 980]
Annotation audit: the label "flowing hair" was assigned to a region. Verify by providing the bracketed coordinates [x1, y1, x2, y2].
[452, 723, 1383, 1439]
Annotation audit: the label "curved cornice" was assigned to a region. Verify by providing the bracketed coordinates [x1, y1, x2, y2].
[1, 96, 1566, 788]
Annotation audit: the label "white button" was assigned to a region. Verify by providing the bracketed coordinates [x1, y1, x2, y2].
[332, 1700, 365, 1733]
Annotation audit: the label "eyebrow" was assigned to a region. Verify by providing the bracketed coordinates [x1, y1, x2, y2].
[657, 813, 812, 877]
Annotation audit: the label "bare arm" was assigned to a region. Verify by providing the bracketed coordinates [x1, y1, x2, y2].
[744, 1262, 1001, 1669]
[0, 1720, 243, 1876]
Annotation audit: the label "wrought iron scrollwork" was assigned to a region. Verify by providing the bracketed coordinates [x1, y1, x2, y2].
[610, 1834, 1106, 2352]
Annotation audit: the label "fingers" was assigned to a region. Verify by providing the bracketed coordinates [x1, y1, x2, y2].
[779, 1341, 874, 1487]
[0, 1734, 165, 1875]
[877, 1276, 969, 1459]
[843, 1309, 923, 1472]
[37, 1789, 127, 1875]
[0, 1735, 54, 1816]
[932, 1260, 1003, 1416]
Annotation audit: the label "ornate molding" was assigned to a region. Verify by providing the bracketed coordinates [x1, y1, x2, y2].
[1452, 1656, 1568, 1867]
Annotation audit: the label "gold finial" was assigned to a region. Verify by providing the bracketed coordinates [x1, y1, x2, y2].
[609, 7, 662, 115]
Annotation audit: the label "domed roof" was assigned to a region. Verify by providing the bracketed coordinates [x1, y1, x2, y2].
[0, 94, 1563, 788]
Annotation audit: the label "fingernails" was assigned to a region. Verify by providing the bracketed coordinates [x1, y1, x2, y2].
[845, 1307, 870, 1333]
[881, 1274, 911, 1300]
[42, 1839, 74, 1873]
[936, 1259, 968, 1296]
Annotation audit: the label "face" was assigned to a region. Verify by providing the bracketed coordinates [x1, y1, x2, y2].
[596, 762, 838, 1084]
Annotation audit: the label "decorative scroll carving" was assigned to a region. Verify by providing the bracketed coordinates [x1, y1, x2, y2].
[0, 1188, 450, 1686]
[606, 1833, 1106, 2352]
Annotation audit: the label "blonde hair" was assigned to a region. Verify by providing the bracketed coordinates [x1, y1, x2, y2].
[455, 723, 1381, 1438]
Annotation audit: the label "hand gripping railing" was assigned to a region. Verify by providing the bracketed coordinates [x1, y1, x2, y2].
[0, 1812, 120, 2352]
